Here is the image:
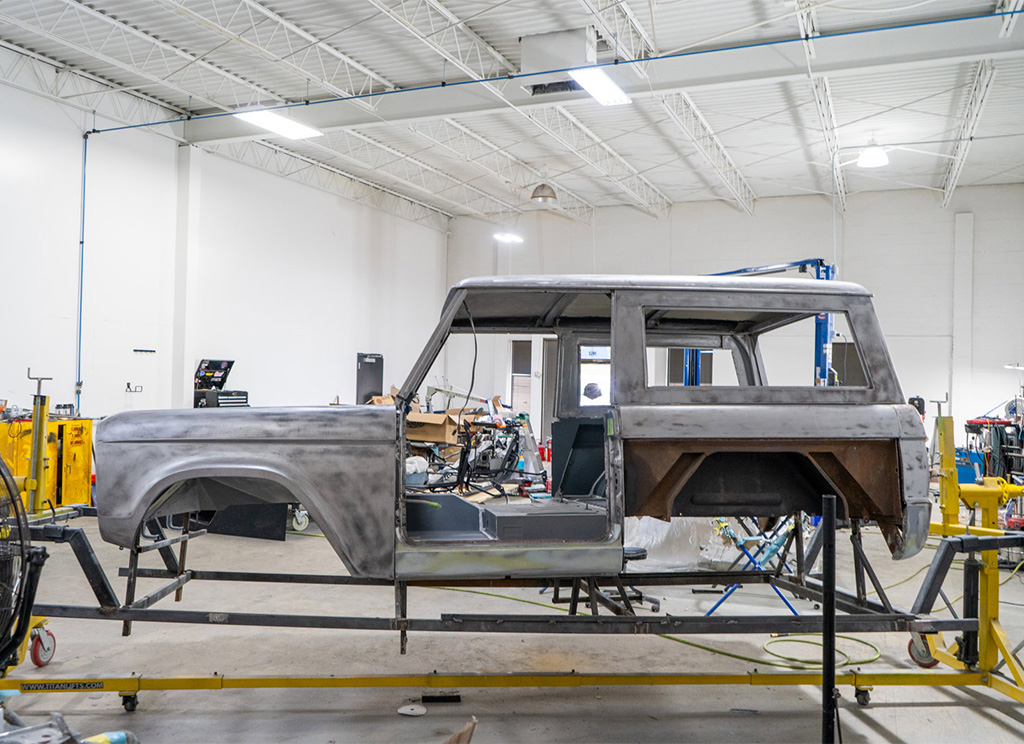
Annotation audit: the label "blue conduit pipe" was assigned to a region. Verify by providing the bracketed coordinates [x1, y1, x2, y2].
[75, 132, 88, 415]
[87, 8, 1024, 136]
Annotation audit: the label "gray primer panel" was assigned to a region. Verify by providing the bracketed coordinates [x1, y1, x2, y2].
[95, 406, 398, 578]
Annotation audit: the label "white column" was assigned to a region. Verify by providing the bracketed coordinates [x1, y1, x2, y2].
[949, 211, 974, 430]
[170, 145, 204, 409]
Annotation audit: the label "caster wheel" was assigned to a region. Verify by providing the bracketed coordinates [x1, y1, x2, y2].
[855, 689, 870, 707]
[650, 601, 661, 613]
[292, 508, 310, 532]
[122, 695, 138, 712]
[30, 629, 56, 667]
[908, 638, 939, 669]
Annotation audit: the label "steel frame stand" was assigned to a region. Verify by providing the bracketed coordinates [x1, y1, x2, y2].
[10, 504, 1024, 714]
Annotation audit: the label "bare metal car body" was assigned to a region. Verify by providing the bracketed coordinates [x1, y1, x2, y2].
[94, 275, 930, 579]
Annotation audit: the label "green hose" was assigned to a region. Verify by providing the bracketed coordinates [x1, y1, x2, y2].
[433, 586, 882, 670]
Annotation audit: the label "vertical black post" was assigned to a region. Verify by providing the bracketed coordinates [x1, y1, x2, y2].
[822, 494, 837, 744]
[794, 512, 805, 582]
[959, 553, 981, 667]
[395, 581, 408, 655]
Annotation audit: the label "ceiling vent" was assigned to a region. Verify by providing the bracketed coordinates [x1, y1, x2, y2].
[520, 27, 596, 95]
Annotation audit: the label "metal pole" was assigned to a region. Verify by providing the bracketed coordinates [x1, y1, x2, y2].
[822, 494, 837, 744]
[27, 393, 49, 515]
[75, 133, 89, 415]
[814, 261, 835, 387]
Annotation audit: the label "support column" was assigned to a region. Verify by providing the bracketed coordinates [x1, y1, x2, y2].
[171, 145, 204, 409]
[949, 212, 974, 429]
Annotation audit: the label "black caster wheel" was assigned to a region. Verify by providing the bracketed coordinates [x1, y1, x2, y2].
[650, 601, 661, 613]
[855, 689, 870, 707]
[122, 694, 138, 712]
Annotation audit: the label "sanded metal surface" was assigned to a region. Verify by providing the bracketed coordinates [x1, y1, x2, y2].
[95, 406, 399, 578]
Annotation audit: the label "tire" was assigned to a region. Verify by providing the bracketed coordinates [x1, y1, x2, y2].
[30, 629, 56, 667]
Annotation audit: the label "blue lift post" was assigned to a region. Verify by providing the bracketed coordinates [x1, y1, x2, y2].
[702, 258, 835, 388]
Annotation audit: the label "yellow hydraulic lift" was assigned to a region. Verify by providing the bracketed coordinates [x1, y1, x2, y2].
[0, 375, 93, 518]
[920, 416, 1024, 699]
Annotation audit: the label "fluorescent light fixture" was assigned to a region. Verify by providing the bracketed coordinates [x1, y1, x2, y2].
[856, 140, 889, 168]
[568, 67, 631, 106]
[233, 110, 322, 140]
[1005, 363, 1024, 371]
[493, 233, 524, 244]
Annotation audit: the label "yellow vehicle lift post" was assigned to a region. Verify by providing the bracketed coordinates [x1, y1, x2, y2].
[924, 415, 1024, 700]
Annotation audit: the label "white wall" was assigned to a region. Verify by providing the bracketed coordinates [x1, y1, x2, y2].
[2, 83, 448, 417]
[179, 149, 447, 407]
[448, 185, 1024, 439]
[1, 83, 178, 416]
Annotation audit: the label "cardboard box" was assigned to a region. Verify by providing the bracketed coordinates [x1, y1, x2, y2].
[406, 412, 462, 444]
[369, 387, 421, 412]
[445, 407, 484, 424]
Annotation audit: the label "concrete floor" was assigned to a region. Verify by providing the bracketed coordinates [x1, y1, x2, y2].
[7, 516, 1024, 743]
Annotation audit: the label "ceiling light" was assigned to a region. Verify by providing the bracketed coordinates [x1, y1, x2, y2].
[1005, 363, 1024, 371]
[568, 68, 631, 106]
[856, 140, 889, 168]
[530, 183, 558, 204]
[233, 110, 322, 140]
[493, 233, 524, 244]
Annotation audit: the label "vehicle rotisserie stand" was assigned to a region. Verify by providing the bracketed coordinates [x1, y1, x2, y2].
[2, 275, 1022, 738]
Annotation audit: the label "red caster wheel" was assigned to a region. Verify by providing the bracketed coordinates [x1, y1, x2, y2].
[908, 637, 938, 669]
[30, 629, 56, 667]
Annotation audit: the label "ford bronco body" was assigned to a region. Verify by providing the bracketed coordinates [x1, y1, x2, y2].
[94, 275, 930, 580]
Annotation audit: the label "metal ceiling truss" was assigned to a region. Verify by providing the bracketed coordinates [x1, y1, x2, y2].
[313, 129, 520, 221]
[367, 0, 672, 217]
[409, 118, 595, 224]
[0, 1, 458, 229]
[365, 0, 517, 80]
[151, 0, 395, 111]
[0, 1, 279, 111]
[660, 92, 756, 215]
[529, 106, 671, 217]
[997, 0, 1023, 38]
[159, 0, 567, 222]
[577, 0, 657, 78]
[796, 2, 847, 211]
[809, 76, 847, 211]
[940, 59, 996, 207]
[201, 139, 451, 231]
[0, 40, 182, 129]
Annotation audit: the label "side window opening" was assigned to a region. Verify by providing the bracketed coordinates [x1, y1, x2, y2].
[641, 306, 869, 390]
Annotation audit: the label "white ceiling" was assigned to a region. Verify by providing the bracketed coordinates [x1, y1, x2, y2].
[2, 0, 1022, 227]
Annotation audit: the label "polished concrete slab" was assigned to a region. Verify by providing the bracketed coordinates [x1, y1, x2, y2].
[6, 517, 1024, 743]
